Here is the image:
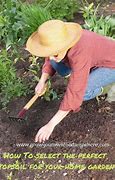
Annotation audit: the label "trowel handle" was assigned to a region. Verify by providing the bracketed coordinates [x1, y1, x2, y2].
[24, 83, 47, 110]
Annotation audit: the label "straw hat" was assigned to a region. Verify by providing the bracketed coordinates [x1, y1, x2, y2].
[26, 19, 83, 57]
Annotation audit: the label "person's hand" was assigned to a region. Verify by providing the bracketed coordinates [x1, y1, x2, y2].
[35, 123, 55, 143]
[35, 80, 46, 95]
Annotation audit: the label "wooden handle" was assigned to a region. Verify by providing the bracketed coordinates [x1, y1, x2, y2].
[24, 85, 47, 110]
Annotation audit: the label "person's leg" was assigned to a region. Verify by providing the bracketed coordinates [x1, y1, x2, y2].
[50, 59, 71, 77]
[84, 67, 115, 101]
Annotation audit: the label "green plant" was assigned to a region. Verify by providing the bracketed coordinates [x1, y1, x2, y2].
[28, 56, 58, 101]
[80, 1, 96, 19]
[0, 50, 29, 107]
[80, 2, 115, 38]
[20, 3, 52, 36]
[105, 16, 115, 38]
[28, 56, 41, 82]
[0, 0, 79, 51]
[0, 0, 26, 49]
[43, 80, 58, 101]
[38, 0, 79, 21]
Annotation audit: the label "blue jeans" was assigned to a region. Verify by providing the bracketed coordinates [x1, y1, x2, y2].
[84, 67, 115, 100]
[50, 59, 71, 77]
[50, 60, 115, 100]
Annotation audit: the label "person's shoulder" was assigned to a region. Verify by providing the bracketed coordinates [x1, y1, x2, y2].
[67, 29, 91, 58]
[83, 29, 99, 38]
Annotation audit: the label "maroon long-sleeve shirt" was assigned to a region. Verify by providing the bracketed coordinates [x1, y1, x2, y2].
[42, 29, 115, 112]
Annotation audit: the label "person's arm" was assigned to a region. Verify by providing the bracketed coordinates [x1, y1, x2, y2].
[42, 57, 56, 76]
[35, 57, 56, 94]
[35, 109, 70, 143]
[48, 110, 70, 126]
[35, 53, 91, 143]
[39, 72, 50, 83]
[59, 55, 91, 112]
[35, 56, 70, 142]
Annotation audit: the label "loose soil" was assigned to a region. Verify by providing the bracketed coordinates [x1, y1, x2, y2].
[0, 77, 115, 180]
[0, 1, 115, 180]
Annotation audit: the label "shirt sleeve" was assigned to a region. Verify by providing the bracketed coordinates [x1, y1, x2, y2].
[42, 57, 56, 76]
[59, 54, 91, 112]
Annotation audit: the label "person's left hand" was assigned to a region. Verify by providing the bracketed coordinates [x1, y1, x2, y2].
[35, 123, 55, 143]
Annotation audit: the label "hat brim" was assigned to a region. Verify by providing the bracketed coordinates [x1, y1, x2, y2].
[26, 23, 83, 57]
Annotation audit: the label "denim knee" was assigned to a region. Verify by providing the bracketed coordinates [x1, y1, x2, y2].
[50, 59, 71, 77]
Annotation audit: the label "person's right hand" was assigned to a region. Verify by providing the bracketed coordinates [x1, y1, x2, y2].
[35, 81, 46, 95]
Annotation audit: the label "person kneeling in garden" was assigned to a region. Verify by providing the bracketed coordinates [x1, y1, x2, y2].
[26, 19, 115, 143]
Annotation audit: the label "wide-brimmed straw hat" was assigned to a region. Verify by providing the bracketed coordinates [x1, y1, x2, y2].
[26, 19, 83, 57]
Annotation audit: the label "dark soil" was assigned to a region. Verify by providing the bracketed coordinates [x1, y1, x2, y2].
[0, 1, 115, 180]
[0, 78, 115, 180]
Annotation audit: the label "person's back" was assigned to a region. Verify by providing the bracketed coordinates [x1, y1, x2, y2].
[68, 29, 115, 69]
